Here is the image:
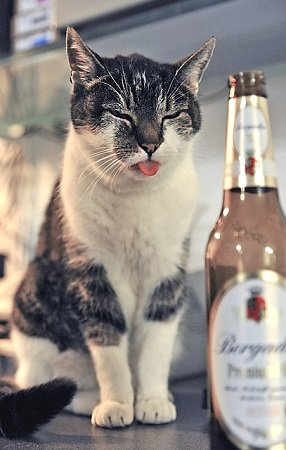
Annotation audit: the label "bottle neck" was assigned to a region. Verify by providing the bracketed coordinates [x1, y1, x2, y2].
[221, 187, 285, 223]
[224, 94, 277, 190]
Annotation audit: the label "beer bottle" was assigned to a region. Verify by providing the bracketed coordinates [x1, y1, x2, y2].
[206, 71, 286, 449]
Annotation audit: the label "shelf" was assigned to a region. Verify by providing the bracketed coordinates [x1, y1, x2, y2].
[0, 47, 70, 139]
[0, 0, 235, 140]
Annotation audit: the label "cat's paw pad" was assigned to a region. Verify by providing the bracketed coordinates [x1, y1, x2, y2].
[135, 398, 177, 424]
[91, 401, 134, 428]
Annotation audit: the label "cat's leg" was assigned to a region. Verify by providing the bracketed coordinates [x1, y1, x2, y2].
[134, 317, 180, 424]
[74, 268, 135, 428]
[11, 327, 60, 388]
[53, 348, 99, 416]
[12, 328, 99, 416]
[88, 335, 134, 428]
[68, 390, 100, 416]
[134, 274, 185, 425]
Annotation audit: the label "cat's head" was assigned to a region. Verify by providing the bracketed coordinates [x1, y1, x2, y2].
[66, 27, 215, 191]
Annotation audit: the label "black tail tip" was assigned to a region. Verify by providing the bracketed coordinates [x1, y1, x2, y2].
[0, 378, 77, 438]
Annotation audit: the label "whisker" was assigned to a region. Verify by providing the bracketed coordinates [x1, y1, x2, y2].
[93, 154, 115, 164]
[77, 149, 116, 185]
[88, 149, 113, 158]
[87, 157, 117, 186]
[109, 160, 125, 190]
[167, 78, 188, 103]
[102, 64, 127, 103]
[86, 158, 120, 194]
[78, 162, 98, 185]
[100, 81, 125, 106]
[84, 154, 115, 173]
[166, 53, 192, 99]
[170, 87, 189, 103]
[166, 70, 178, 100]
[119, 61, 130, 99]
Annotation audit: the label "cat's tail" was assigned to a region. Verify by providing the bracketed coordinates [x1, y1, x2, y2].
[0, 377, 77, 438]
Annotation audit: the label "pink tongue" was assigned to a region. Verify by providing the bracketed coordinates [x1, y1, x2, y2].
[137, 160, 160, 176]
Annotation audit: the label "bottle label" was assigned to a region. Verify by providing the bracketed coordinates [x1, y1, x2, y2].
[210, 271, 286, 448]
[224, 96, 278, 189]
[234, 106, 268, 156]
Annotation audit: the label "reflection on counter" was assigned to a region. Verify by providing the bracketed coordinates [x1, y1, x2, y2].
[210, 418, 238, 450]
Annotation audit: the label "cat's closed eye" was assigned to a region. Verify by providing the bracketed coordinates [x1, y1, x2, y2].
[162, 110, 191, 122]
[107, 109, 134, 127]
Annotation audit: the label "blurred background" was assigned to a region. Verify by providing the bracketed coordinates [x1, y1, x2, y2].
[0, 0, 286, 350]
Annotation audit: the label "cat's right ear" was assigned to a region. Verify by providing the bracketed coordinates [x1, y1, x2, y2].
[174, 37, 216, 95]
[66, 27, 106, 86]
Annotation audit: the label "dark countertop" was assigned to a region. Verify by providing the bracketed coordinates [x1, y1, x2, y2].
[0, 376, 238, 450]
[1, 376, 218, 450]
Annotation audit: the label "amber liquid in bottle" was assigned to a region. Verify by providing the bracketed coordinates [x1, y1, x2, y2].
[206, 72, 286, 450]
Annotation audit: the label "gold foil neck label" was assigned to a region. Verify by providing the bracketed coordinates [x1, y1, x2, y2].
[224, 96, 277, 189]
[234, 106, 268, 156]
[224, 159, 278, 190]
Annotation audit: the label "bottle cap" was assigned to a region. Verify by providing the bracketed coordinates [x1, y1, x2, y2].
[228, 71, 267, 98]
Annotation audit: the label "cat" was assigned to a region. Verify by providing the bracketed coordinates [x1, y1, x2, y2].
[0, 27, 215, 437]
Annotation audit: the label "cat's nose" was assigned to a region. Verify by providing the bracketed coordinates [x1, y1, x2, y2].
[140, 142, 160, 157]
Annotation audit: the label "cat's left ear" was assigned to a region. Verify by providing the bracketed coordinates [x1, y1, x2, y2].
[174, 37, 216, 95]
[66, 26, 106, 86]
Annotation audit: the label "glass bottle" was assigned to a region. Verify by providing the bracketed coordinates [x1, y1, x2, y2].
[206, 71, 286, 450]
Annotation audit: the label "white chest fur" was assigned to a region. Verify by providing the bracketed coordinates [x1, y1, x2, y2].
[61, 128, 198, 315]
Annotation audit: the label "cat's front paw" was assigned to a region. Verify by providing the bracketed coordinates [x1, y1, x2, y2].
[91, 401, 134, 428]
[135, 398, 177, 424]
